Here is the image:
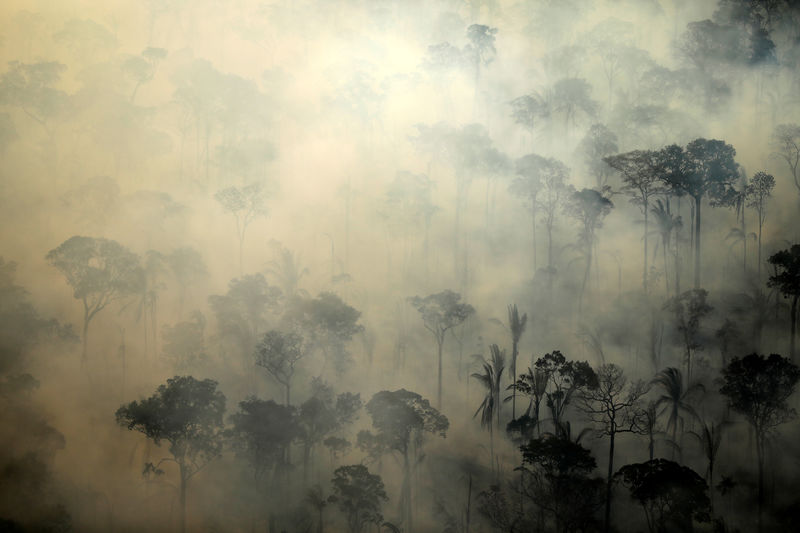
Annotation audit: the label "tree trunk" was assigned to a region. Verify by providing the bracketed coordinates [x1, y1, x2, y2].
[604, 431, 615, 533]
[694, 196, 701, 289]
[531, 197, 537, 270]
[511, 340, 518, 420]
[403, 449, 413, 533]
[756, 432, 764, 533]
[285, 382, 291, 407]
[758, 215, 763, 280]
[791, 295, 797, 362]
[437, 335, 444, 410]
[643, 201, 649, 292]
[82, 307, 90, 365]
[465, 474, 472, 533]
[179, 463, 187, 533]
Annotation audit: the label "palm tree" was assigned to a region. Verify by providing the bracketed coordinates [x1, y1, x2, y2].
[650, 199, 682, 295]
[509, 365, 549, 436]
[651, 367, 704, 461]
[688, 419, 728, 513]
[472, 345, 505, 472]
[507, 304, 528, 420]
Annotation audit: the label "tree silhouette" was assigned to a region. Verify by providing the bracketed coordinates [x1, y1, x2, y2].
[214, 182, 268, 275]
[767, 245, 800, 360]
[651, 367, 703, 461]
[361, 389, 448, 531]
[46, 236, 142, 365]
[534, 351, 598, 438]
[550, 78, 598, 131]
[616, 459, 710, 533]
[507, 304, 528, 420]
[510, 366, 549, 437]
[509, 92, 549, 146]
[254, 330, 308, 405]
[720, 353, 800, 530]
[115, 376, 225, 533]
[167, 247, 207, 319]
[329, 465, 387, 533]
[227, 397, 297, 490]
[518, 436, 603, 533]
[472, 344, 505, 472]
[687, 419, 728, 513]
[746, 171, 774, 280]
[660, 140, 739, 289]
[579, 364, 648, 533]
[464, 24, 498, 113]
[650, 199, 682, 295]
[604, 149, 664, 291]
[564, 188, 613, 310]
[663, 289, 713, 381]
[771, 123, 800, 196]
[578, 124, 618, 191]
[408, 290, 474, 408]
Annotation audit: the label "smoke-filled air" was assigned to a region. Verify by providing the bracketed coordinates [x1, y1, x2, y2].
[3, 0, 800, 531]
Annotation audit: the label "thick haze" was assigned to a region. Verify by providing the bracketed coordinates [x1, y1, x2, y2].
[1, 0, 800, 532]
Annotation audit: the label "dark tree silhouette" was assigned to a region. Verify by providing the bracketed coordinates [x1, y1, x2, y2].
[660, 140, 739, 289]
[510, 366, 549, 437]
[518, 436, 604, 533]
[651, 367, 702, 460]
[46, 236, 141, 365]
[720, 353, 800, 530]
[408, 290, 474, 408]
[161, 312, 207, 372]
[227, 397, 298, 491]
[297, 380, 362, 486]
[663, 289, 713, 381]
[507, 304, 527, 420]
[254, 330, 308, 405]
[329, 465, 387, 533]
[472, 344, 505, 472]
[534, 350, 598, 438]
[115, 376, 226, 533]
[616, 459, 710, 533]
[746, 171, 774, 279]
[360, 389, 448, 531]
[564, 188, 613, 310]
[767, 245, 800, 360]
[579, 364, 648, 533]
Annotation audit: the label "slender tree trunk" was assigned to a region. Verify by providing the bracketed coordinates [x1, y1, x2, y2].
[179, 464, 187, 533]
[758, 215, 763, 280]
[403, 449, 413, 533]
[694, 196, 702, 289]
[742, 209, 747, 273]
[82, 307, 90, 365]
[791, 295, 797, 362]
[605, 430, 615, 533]
[437, 335, 444, 410]
[285, 382, 291, 406]
[756, 432, 764, 533]
[465, 474, 472, 533]
[511, 340, 518, 420]
[531, 197, 538, 270]
[643, 202, 649, 292]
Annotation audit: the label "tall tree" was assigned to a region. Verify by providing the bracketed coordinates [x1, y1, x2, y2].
[360, 389, 448, 532]
[604, 150, 665, 291]
[507, 304, 528, 419]
[214, 182, 268, 275]
[534, 350, 598, 438]
[329, 465, 387, 533]
[579, 364, 648, 533]
[464, 24, 498, 114]
[46, 236, 141, 364]
[564, 188, 614, 310]
[616, 459, 711, 533]
[651, 367, 703, 459]
[660, 140, 739, 288]
[472, 344, 505, 472]
[771, 123, 800, 196]
[579, 124, 618, 191]
[767, 245, 800, 360]
[254, 330, 308, 405]
[720, 353, 800, 531]
[664, 289, 713, 381]
[116, 376, 225, 533]
[408, 290, 475, 408]
[746, 171, 774, 280]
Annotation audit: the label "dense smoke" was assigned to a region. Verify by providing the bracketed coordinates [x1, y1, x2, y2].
[1, 0, 800, 532]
